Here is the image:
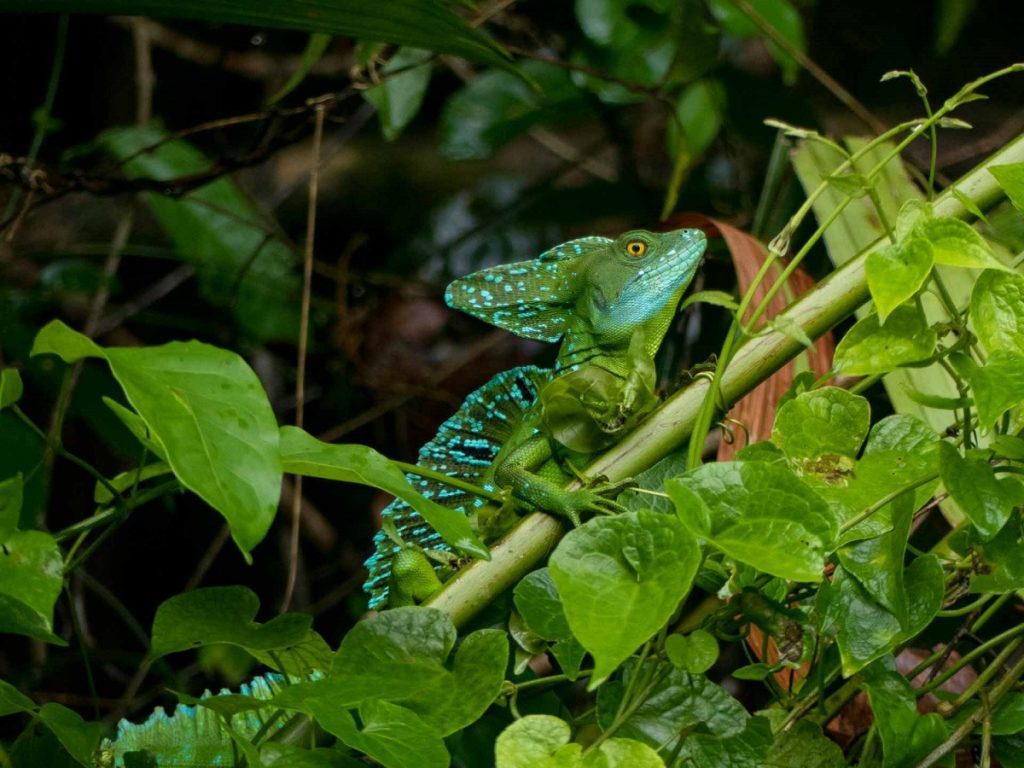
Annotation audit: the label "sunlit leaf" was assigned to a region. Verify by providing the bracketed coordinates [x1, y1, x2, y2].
[32, 320, 282, 560]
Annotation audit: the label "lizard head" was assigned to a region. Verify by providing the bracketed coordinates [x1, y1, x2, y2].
[574, 227, 706, 352]
[444, 227, 706, 358]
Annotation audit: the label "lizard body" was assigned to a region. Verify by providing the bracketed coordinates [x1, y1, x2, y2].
[364, 228, 706, 609]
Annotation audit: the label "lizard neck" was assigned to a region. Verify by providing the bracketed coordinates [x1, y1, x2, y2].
[554, 284, 685, 377]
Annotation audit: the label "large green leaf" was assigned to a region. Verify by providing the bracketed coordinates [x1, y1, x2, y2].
[668, 462, 836, 582]
[2, 0, 511, 71]
[307, 607, 507, 736]
[99, 125, 300, 343]
[549, 510, 700, 687]
[280, 426, 488, 559]
[149, 586, 311, 661]
[32, 320, 282, 560]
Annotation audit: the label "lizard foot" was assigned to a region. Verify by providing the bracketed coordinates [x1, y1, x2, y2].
[550, 477, 635, 526]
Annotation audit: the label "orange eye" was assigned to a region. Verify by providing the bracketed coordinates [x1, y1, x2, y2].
[626, 240, 647, 257]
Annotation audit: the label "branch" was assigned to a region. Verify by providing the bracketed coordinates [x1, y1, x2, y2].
[426, 129, 1024, 628]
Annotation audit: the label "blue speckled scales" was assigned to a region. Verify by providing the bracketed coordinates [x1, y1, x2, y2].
[444, 236, 609, 342]
[363, 365, 553, 609]
[99, 674, 288, 767]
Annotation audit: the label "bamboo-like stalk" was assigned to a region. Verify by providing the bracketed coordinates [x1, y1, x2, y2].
[426, 131, 1024, 628]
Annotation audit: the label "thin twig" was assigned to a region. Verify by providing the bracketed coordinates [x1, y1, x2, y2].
[282, 102, 326, 613]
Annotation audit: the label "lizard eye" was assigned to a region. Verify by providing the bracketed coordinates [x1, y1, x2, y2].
[625, 240, 647, 258]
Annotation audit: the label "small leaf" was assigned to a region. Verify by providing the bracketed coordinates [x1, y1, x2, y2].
[990, 693, 1024, 736]
[324, 607, 507, 736]
[834, 305, 937, 375]
[939, 442, 1022, 539]
[439, 61, 592, 160]
[582, 739, 665, 767]
[495, 715, 582, 768]
[680, 289, 740, 313]
[596, 663, 749, 748]
[707, 0, 805, 83]
[732, 663, 773, 681]
[865, 238, 934, 322]
[549, 510, 700, 687]
[772, 387, 871, 460]
[38, 703, 102, 768]
[363, 48, 434, 141]
[514, 568, 572, 642]
[668, 78, 726, 159]
[861, 658, 948, 767]
[0, 474, 22, 544]
[0, 530, 64, 644]
[816, 556, 943, 675]
[990, 162, 1024, 213]
[33, 320, 282, 560]
[970, 269, 1024, 356]
[267, 33, 332, 105]
[766, 720, 845, 768]
[0, 369, 23, 410]
[0, 677, 37, 716]
[825, 171, 871, 198]
[914, 215, 1009, 270]
[665, 630, 718, 674]
[280, 426, 488, 559]
[311, 699, 449, 768]
[957, 351, 1024, 427]
[970, 522, 1024, 593]
[149, 586, 312, 661]
[768, 315, 814, 349]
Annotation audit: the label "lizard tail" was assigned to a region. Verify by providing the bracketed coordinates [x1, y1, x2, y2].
[363, 365, 552, 609]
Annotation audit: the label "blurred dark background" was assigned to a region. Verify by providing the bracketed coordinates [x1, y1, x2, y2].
[0, 0, 1021, 734]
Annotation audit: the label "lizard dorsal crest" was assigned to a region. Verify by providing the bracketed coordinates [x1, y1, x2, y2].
[444, 236, 611, 342]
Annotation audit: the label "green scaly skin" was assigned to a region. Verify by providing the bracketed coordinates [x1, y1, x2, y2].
[366, 227, 707, 607]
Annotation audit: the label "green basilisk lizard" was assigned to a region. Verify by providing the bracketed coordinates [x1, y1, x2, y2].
[364, 227, 707, 608]
[96, 227, 706, 767]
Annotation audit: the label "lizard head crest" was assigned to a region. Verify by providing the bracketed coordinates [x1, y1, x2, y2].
[444, 227, 706, 352]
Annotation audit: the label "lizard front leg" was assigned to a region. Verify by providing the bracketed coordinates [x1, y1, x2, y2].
[493, 436, 630, 527]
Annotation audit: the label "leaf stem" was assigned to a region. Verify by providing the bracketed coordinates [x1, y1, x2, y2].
[392, 460, 506, 503]
[915, 646, 1024, 768]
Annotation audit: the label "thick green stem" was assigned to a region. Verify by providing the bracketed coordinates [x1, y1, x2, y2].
[427, 130, 1024, 629]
